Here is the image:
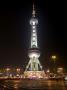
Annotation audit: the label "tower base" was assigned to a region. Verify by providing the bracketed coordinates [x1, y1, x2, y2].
[24, 71, 45, 79]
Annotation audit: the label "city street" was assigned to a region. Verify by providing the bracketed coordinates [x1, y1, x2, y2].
[0, 79, 67, 90]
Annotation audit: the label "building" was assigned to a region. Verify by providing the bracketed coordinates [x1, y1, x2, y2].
[24, 4, 45, 79]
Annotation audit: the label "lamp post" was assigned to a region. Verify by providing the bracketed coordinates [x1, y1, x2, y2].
[16, 68, 20, 77]
[51, 55, 57, 74]
[6, 68, 10, 77]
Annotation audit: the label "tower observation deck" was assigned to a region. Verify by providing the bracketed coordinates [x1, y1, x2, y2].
[24, 4, 45, 79]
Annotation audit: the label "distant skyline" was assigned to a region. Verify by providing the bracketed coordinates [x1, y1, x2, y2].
[0, 0, 67, 70]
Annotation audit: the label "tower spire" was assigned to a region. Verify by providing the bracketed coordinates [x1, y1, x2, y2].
[32, 3, 35, 17]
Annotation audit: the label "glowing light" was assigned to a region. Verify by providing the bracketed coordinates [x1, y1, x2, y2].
[47, 69, 50, 73]
[14, 84, 18, 89]
[32, 41, 36, 45]
[29, 52, 40, 58]
[16, 68, 20, 72]
[33, 21, 35, 25]
[33, 37, 36, 40]
[33, 30, 35, 32]
[51, 55, 56, 59]
[65, 76, 67, 80]
[33, 33, 36, 36]
[57, 67, 63, 73]
[6, 68, 10, 71]
[33, 26, 35, 28]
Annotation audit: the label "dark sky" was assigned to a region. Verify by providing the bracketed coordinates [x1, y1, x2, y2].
[0, 0, 67, 70]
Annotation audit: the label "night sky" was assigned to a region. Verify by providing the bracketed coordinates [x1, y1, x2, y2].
[0, 0, 67, 70]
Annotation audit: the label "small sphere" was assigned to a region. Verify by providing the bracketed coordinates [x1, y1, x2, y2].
[30, 18, 38, 25]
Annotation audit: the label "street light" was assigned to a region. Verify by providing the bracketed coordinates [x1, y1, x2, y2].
[51, 55, 56, 63]
[16, 68, 21, 77]
[16, 68, 20, 72]
[51, 55, 57, 74]
[5, 68, 10, 77]
[6, 68, 10, 71]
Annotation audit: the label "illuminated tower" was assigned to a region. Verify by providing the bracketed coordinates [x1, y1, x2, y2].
[24, 4, 45, 78]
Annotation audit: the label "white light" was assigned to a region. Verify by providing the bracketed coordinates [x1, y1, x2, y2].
[33, 30, 35, 32]
[47, 69, 50, 73]
[33, 37, 36, 40]
[30, 53, 37, 57]
[6, 68, 10, 71]
[65, 76, 67, 80]
[33, 33, 36, 36]
[33, 26, 35, 29]
[52, 55, 56, 59]
[33, 21, 35, 25]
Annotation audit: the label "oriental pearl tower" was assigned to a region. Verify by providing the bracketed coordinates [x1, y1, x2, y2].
[24, 4, 45, 79]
